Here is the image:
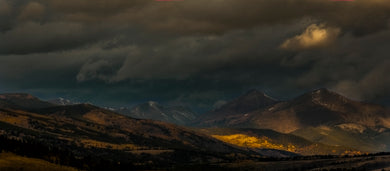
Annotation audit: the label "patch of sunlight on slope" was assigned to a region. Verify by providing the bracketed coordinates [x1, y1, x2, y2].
[0, 152, 77, 171]
[212, 134, 297, 152]
[212, 134, 363, 156]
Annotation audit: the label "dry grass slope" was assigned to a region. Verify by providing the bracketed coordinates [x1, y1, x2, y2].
[212, 133, 363, 156]
[212, 134, 296, 152]
[0, 152, 78, 171]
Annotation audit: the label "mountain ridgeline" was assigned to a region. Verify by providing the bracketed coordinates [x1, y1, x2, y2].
[1, 89, 390, 170]
[194, 88, 390, 153]
[114, 101, 197, 125]
[194, 89, 278, 127]
[0, 94, 261, 170]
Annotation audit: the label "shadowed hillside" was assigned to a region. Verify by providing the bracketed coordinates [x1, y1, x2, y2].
[0, 93, 267, 170]
[195, 89, 390, 153]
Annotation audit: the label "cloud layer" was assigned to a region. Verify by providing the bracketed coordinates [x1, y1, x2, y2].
[1, 0, 390, 108]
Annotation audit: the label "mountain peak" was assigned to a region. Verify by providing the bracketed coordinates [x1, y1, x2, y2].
[310, 88, 347, 101]
[292, 88, 351, 107]
[48, 97, 78, 106]
[194, 90, 278, 127]
[210, 89, 278, 115]
[312, 88, 329, 93]
[147, 101, 159, 107]
[311, 88, 335, 95]
[242, 89, 277, 101]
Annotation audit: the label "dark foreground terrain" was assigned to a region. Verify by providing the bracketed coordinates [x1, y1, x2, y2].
[216, 154, 390, 171]
[1, 152, 390, 171]
[1, 93, 390, 170]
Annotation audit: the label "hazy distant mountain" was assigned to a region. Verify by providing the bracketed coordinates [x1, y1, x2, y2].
[115, 101, 197, 125]
[0, 93, 55, 109]
[194, 89, 278, 127]
[48, 97, 79, 106]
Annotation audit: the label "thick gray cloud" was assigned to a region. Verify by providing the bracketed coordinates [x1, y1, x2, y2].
[36, 0, 390, 34]
[0, 0, 390, 109]
[0, 0, 389, 55]
[75, 23, 302, 81]
[50, 0, 390, 34]
[18, 1, 45, 21]
[0, 22, 93, 54]
[0, 0, 11, 15]
[283, 28, 390, 101]
[2, 0, 390, 54]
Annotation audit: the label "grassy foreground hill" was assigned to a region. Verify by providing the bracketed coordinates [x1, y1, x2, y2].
[0, 93, 266, 170]
[0, 152, 77, 171]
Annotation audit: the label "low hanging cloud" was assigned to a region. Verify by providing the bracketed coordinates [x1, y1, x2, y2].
[332, 61, 390, 101]
[281, 24, 340, 50]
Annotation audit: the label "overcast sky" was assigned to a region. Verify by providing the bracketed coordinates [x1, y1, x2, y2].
[1, 0, 390, 110]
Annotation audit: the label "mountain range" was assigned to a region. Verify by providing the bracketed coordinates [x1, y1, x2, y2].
[194, 88, 390, 153]
[1, 89, 390, 170]
[0, 94, 262, 170]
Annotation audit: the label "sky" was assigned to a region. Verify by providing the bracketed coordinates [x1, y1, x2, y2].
[1, 0, 390, 111]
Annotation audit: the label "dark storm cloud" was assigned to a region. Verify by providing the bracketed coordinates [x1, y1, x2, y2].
[2, 0, 390, 54]
[1, 0, 390, 108]
[59, 0, 390, 34]
[0, 0, 11, 15]
[283, 29, 390, 101]
[0, 22, 102, 54]
[75, 23, 304, 81]
[39, 0, 389, 34]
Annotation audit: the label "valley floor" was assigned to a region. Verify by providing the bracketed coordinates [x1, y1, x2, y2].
[2, 151, 390, 171]
[217, 154, 390, 171]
